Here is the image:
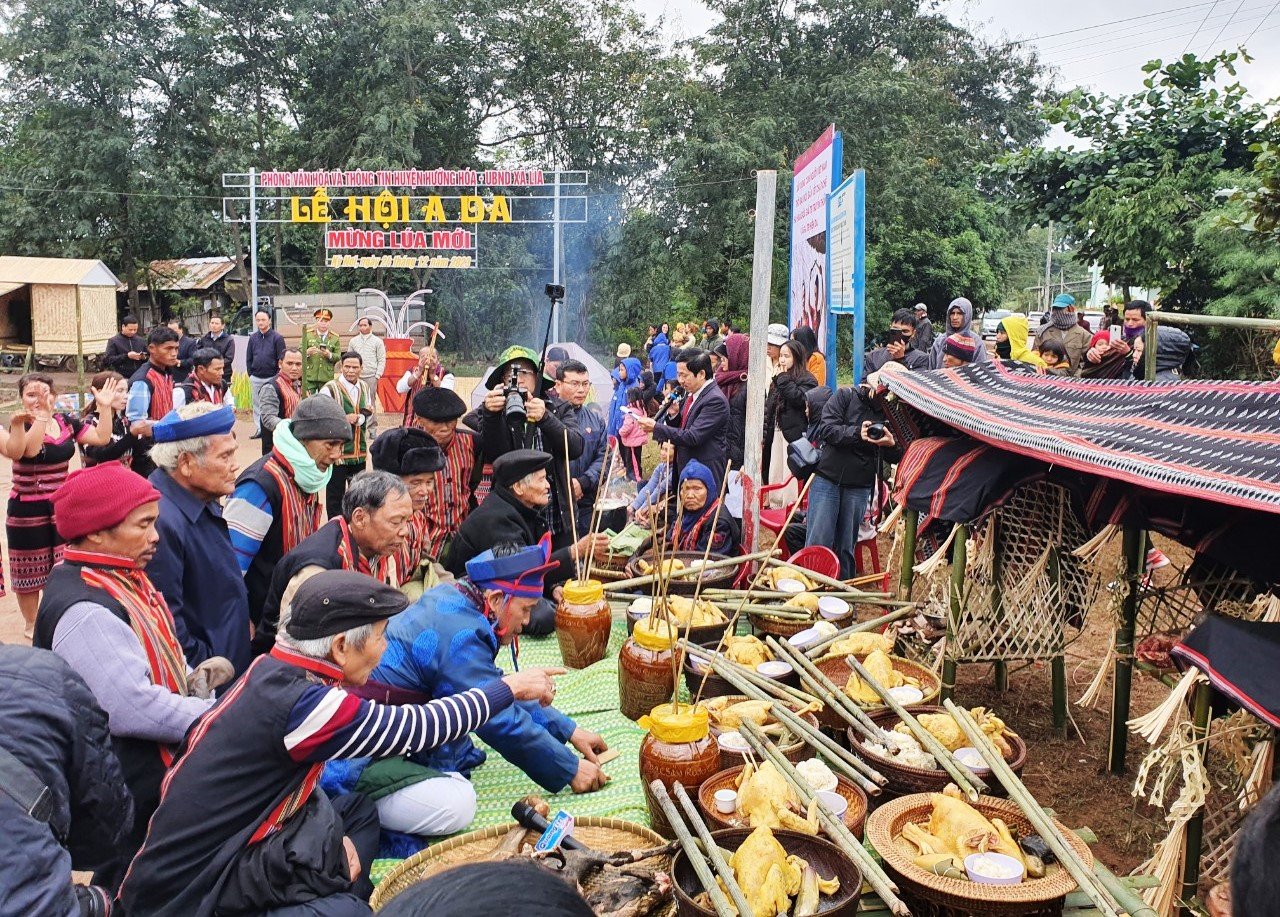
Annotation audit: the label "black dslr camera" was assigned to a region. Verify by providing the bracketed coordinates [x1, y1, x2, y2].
[502, 375, 528, 420]
[866, 422, 887, 441]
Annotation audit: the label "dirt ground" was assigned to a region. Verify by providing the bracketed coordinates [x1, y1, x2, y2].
[0, 373, 1173, 877]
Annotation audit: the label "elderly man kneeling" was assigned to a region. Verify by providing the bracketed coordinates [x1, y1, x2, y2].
[119, 570, 560, 917]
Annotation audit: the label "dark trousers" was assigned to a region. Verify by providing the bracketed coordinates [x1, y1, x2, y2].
[264, 792, 379, 916]
[326, 463, 362, 519]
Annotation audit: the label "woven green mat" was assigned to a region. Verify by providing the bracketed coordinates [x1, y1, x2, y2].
[370, 615, 651, 886]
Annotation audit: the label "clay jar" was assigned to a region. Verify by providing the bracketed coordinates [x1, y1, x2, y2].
[555, 579, 611, 669]
[638, 702, 721, 838]
[618, 617, 677, 722]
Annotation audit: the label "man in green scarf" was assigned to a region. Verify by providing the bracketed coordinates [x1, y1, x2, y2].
[224, 396, 352, 622]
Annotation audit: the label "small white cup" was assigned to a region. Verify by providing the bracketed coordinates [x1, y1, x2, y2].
[756, 661, 794, 680]
[815, 790, 847, 819]
[714, 788, 738, 814]
[817, 596, 850, 620]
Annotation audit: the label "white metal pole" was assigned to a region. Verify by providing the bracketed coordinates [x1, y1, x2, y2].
[552, 171, 562, 341]
[248, 167, 260, 314]
[1042, 220, 1053, 311]
[743, 170, 777, 554]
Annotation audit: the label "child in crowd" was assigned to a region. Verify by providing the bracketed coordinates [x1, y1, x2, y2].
[631, 442, 673, 527]
[1038, 341, 1071, 375]
[617, 388, 650, 480]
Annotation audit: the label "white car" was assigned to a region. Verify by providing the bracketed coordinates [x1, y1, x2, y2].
[980, 310, 1013, 339]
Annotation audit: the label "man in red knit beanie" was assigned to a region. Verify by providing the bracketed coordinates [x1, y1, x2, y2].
[33, 462, 235, 891]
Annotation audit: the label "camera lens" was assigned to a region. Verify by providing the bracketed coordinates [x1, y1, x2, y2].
[867, 422, 886, 440]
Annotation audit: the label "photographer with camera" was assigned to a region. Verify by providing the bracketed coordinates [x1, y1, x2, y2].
[478, 345, 584, 553]
[634, 349, 728, 488]
[805, 381, 900, 579]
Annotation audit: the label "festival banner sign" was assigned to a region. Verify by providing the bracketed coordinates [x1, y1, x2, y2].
[826, 169, 866, 382]
[787, 126, 842, 364]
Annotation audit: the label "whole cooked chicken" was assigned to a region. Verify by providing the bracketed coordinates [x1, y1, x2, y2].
[723, 635, 772, 668]
[698, 825, 841, 917]
[735, 761, 819, 834]
[843, 650, 917, 705]
[926, 785, 1025, 864]
[826, 631, 895, 658]
[895, 707, 1017, 757]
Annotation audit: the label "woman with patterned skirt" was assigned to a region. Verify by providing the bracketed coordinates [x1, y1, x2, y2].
[2, 373, 124, 636]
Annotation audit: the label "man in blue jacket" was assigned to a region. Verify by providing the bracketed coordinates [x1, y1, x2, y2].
[346, 539, 609, 838]
[246, 309, 286, 438]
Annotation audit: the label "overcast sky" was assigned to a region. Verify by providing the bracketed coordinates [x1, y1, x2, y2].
[635, 0, 1280, 110]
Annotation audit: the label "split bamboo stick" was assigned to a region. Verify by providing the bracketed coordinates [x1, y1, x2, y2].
[647, 780, 740, 917]
[764, 556, 883, 595]
[844, 655, 987, 799]
[670, 783, 755, 917]
[738, 721, 909, 917]
[804, 606, 916, 659]
[943, 701, 1126, 917]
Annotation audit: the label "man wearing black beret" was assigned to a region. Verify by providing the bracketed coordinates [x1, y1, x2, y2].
[120, 570, 560, 917]
[410, 386, 485, 563]
[445, 450, 608, 635]
[370, 427, 449, 594]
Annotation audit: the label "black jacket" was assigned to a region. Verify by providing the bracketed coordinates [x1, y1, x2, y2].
[477, 395, 583, 539]
[725, 383, 747, 470]
[864, 346, 930, 376]
[104, 333, 147, 377]
[0, 646, 132, 917]
[654, 379, 730, 486]
[813, 386, 897, 488]
[445, 481, 576, 589]
[196, 331, 236, 384]
[765, 369, 818, 444]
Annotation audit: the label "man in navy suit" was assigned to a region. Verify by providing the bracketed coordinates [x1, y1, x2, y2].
[635, 349, 729, 488]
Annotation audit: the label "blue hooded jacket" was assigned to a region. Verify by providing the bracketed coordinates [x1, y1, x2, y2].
[607, 356, 644, 438]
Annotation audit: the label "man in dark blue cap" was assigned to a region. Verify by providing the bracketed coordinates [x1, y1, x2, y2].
[348, 542, 609, 827]
[120, 570, 560, 917]
[146, 402, 251, 671]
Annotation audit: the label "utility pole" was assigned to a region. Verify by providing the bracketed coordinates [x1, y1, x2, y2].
[742, 170, 777, 554]
[248, 167, 260, 315]
[552, 170, 563, 342]
[1042, 220, 1053, 311]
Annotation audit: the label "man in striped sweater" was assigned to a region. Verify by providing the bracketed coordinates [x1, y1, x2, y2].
[119, 569, 559, 917]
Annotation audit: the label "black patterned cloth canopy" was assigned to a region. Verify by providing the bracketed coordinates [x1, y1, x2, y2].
[882, 361, 1280, 516]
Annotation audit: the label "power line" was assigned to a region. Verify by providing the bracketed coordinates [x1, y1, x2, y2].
[1053, 8, 1274, 68]
[1184, 0, 1223, 52]
[1037, 1, 1272, 59]
[1009, 1, 1224, 45]
[1242, 0, 1280, 41]
[1035, 3, 1261, 55]
[1204, 0, 1249, 53]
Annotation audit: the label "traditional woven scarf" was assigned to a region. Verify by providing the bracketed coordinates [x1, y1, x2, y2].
[145, 367, 175, 420]
[1049, 308, 1078, 330]
[263, 452, 323, 554]
[325, 378, 369, 460]
[188, 379, 224, 404]
[74, 552, 188, 764]
[275, 373, 302, 418]
[672, 499, 722, 552]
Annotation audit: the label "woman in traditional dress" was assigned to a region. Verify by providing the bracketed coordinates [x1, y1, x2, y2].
[666, 459, 738, 554]
[79, 371, 140, 469]
[2, 372, 123, 635]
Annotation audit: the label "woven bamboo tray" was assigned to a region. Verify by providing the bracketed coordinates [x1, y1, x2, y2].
[865, 794, 1093, 914]
[847, 706, 1027, 798]
[370, 817, 668, 911]
[697, 764, 868, 839]
[749, 607, 850, 638]
[812, 654, 941, 730]
[672, 827, 863, 916]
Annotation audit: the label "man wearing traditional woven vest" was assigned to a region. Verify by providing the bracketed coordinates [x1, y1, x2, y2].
[260, 347, 305, 456]
[118, 570, 560, 917]
[321, 351, 375, 518]
[33, 463, 235, 890]
[252, 471, 413, 657]
[126, 326, 187, 478]
[179, 347, 234, 407]
[225, 396, 352, 622]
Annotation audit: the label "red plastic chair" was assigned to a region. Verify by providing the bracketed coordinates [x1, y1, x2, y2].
[788, 545, 840, 580]
[759, 476, 806, 560]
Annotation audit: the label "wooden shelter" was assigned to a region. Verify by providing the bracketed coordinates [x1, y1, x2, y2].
[0, 256, 120, 370]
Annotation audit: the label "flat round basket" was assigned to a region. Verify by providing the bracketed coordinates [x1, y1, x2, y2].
[847, 707, 1027, 798]
[812, 655, 941, 730]
[748, 610, 824, 638]
[697, 764, 868, 839]
[625, 551, 737, 595]
[704, 694, 818, 770]
[865, 793, 1093, 914]
[370, 818, 668, 911]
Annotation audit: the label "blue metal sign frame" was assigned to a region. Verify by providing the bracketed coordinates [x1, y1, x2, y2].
[825, 169, 866, 384]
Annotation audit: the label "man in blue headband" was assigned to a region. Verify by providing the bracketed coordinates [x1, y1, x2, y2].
[145, 401, 251, 671]
[328, 539, 608, 845]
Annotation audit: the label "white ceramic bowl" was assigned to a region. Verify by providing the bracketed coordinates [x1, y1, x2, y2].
[756, 661, 794, 680]
[788, 627, 823, 650]
[717, 731, 749, 752]
[776, 578, 807, 594]
[953, 747, 990, 772]
[714, 788, 738, 814]
[630, 597, 653, 615]
[887, 685, 925, 705]
[964, 852, 1025, 885]
[815, 790, 847, 819]
[817, 596, 850, 620]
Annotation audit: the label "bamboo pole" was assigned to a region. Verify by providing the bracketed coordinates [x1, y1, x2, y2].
[680, 640, 819, 708]
[804, 606, 915, 659]
[701, 587, 896, 599]
[943, 701, 1125, 917]
[647, 780, 739, 917]
[765, 635, 884, 743]
[604, 549, 776, 593]
[1179, 682, 1212, 917]
[941, 524, 967, 703]
[765, 556, 862, 594]
[898, 508, 918, 600]
[846, 655, 986, 799]
[767, 700, 887, 793]
[670, 783, 755, 917]
[738, 721, 909, 916]
[581, 442, 618, 584]
[1109, 525, 1144, 774]
[563, 429, 583, 583]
